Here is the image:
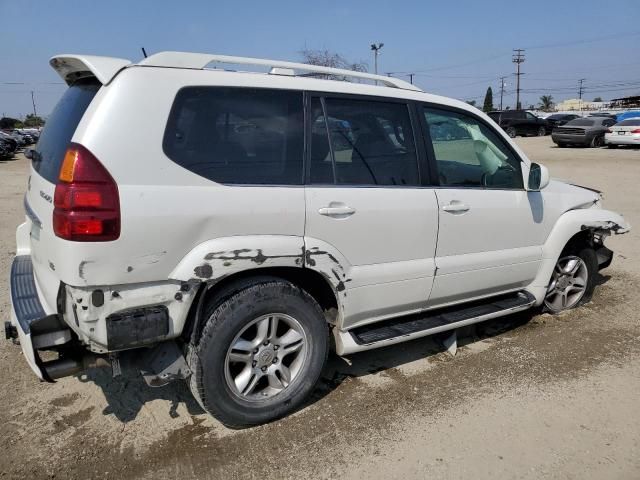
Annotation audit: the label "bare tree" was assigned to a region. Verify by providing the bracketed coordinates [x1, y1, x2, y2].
[299, 48, 368, 80]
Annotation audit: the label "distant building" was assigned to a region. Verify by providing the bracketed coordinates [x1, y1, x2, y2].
[610, 95, 640, 109]
[555, 99, 608, 111]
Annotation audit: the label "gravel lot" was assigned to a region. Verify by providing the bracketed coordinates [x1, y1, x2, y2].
[1, 137, 639, 479]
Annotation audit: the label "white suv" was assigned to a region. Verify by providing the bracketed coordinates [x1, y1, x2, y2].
[6, 52, 629, 427]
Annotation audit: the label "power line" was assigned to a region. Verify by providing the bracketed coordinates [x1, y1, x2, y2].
[523, 30, 640, 50]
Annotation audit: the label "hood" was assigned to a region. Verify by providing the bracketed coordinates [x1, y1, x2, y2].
[545, 179, 601, 210]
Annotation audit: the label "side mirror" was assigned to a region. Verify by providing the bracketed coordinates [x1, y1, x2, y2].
[528, 163, 550, 191]
[24, 149, 33, 160]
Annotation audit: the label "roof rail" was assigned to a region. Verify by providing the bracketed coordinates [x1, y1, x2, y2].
[138, 51, 422, 92]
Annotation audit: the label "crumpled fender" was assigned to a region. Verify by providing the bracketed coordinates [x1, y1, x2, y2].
[529, 208, 630, 298]
[169, 235, 305, 282]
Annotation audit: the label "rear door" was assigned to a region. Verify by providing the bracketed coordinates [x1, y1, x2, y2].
[420, 105, 545, 307]
[304, 94, 439, 329]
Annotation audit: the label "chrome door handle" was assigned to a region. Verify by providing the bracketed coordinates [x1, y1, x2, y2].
[442, 202, 470, 213]
[318, 206, 356, 217]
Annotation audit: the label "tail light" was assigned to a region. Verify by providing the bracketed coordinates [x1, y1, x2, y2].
[53, 143, 120, 241]
[606, 128, 612, 133]
[631, 129, 640, 134]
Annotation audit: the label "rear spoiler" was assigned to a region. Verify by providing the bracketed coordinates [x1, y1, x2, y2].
[50, 55, 131, 85]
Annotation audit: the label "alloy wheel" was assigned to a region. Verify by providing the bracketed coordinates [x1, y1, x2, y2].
[544, 255, 589, 312]
[224, 313, 307, 401]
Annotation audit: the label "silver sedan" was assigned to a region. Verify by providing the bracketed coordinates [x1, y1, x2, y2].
[605, 118, 640, 148]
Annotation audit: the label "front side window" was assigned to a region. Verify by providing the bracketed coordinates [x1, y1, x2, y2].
[423, 107, 524, 189]
[309, 97, 419, 186]
[163, 87, 304, 185]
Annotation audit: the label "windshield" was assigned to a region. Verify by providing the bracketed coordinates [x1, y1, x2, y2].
[32, 79, 100, 183]
[566, 119, 594, 127]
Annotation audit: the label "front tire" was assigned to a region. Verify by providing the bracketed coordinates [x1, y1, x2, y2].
[189, 279, 329, 428]
[506, 126, 517, 138]
[537, 126, 546, 136]
[544, 247, 597, 313]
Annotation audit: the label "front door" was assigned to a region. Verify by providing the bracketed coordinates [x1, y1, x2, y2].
[421, 105, 546, 307]
[304, 95, 439, 329]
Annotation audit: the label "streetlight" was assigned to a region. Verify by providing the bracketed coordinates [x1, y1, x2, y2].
[370, 43, 384, 76]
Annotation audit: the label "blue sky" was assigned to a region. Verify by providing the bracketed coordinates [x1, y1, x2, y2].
[1, 0, 639, 117]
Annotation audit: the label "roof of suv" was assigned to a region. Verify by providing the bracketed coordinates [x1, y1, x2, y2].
[48, 51, 523, 150]
[50, 51, 420, 91]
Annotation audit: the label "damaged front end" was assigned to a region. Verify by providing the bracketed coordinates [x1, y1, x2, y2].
[581, 219, 630, 270]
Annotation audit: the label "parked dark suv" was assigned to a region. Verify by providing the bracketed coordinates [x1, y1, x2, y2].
[487, 110, 549, 138]
[545, 113, 579, 129]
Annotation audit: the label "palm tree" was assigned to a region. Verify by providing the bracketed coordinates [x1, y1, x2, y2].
[539, 95, 554, 112]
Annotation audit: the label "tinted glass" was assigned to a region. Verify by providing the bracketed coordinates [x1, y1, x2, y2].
[526, 112, 538, 120]
[616, 119, 640, 126]
[32, 79, 100, 183]
[566, 119, 595, 126]
[310, 98, 419, 186]
[423, 107, 523, 189]
[164, 87, 304, 185]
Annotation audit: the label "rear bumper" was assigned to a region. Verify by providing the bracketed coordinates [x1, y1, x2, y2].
[9, 255, 49, 379]
[8, 255, 72, 381]
[605, 135, 640, 145]
[552, 133, 589, 145]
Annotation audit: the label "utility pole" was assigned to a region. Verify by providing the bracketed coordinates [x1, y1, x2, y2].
[30, 90, 37, 117]
[370, 43, 384, 84]
[578, 78, 586, 112]
[499, 76, 507, 110]
[408, 73, 414, 85]
[512, 49, 525, 110]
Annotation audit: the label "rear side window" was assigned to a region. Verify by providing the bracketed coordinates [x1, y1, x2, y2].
[309, 97, 419, 186]
[32, 79, 100, 183]
[163, 87, 304, 185]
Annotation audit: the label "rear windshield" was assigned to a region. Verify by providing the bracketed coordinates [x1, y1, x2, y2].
[616, 119, 640, 126]
[566, 119, 594, 126]
[32, 79, 100, 183]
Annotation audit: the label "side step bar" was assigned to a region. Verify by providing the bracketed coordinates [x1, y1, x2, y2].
[335, 291, 536, 355]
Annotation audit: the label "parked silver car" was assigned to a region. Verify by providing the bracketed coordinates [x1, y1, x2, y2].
[552, 117, 616, 148]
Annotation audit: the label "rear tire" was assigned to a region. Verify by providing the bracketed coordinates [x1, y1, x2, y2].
[590, 135, 604, 148]
[188, 279, 329, 428]
[544, 246, 597, 313]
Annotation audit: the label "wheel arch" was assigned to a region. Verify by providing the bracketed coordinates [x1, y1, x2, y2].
[182, 266, 340, 346]
[527, 207, 629, 304]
